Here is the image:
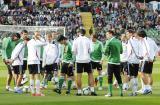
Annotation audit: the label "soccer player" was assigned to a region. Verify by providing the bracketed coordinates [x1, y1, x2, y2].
[127, 30, 142, 96]
[9, 37, 30, 93]
[20, 30, 29, 86]
[54, 35, 74, 95]
[120, 34, 130, 91]
[2, 33, 21, 91]
[104, 30, 123, 97]
[27, 31, 46, 96]
[42, 33, 59, 89]
[137, 30, 158, 94]
[90, 34, 104, 90]
[72, 29, 97, 96]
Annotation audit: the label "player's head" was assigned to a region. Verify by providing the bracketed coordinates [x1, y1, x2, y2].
[137, 30, 147, 39]
[57, 35, 67, 44]
[91, 34, 98, 42]
[12, 33, 21, 41]
[126, 29, 135, 39]
[106, 30, 114, 39]
[34, 31, 41, 39]
[52, 31, 59, 40]
[80, 29, 86, 36]
[46, 32, 53, 42]
[21, 30, 28, 40]
[121, 34, 128, 42]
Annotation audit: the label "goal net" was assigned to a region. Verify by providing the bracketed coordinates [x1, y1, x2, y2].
[0, 25, 66, 55]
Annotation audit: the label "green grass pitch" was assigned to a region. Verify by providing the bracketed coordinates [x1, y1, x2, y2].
[0, 57, 160, 105]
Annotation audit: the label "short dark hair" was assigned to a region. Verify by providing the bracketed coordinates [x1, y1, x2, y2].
[137, 30, 147, 38]
[92, 34, 98, 39]
[108, 30, 114, 35]
[21, 30, 28, 34]
[80, 29, 86, 36]
[57, 35, 67, 42]
[12, 33, 21, 39]
[128, 29, 135, 34]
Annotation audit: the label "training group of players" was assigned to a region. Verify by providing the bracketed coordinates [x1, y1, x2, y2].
[1, 28, 159, 97]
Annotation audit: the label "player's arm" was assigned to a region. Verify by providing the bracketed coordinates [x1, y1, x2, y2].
[10, 43, 25, 63]
[42, 46, 47, 68]
[103, 40, 110, 56]
[72, 40, 77, 55]
[34, 38, 47, 47]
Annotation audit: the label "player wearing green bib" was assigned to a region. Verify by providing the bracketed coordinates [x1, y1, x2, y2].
[54, 35, 75, 95]
[90, 34, 104, 90]
[104, 30, 123, 97]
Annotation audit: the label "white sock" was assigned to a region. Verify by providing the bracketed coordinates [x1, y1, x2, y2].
[78, 89, 82, 94]
[30, 79, 35, 94]
[90, 87, 95, 92]
[131, 78, 138, 94]
[35, 80, 41, 94]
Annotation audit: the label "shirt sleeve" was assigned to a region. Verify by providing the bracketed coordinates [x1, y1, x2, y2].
[103, 40, 110, 56]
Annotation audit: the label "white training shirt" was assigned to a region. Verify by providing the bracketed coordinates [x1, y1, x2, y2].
[120, 41, 128, 62]
[27, 38, 46, 65]
[42, 41, 60, 67]
[127, 37, 142, 64]
[141, 37, 158, 61]
[11, 42, 25, 66]
[72, 35, 93, 63]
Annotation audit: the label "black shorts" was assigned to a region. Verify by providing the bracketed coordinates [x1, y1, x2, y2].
[141, 61, 153, 74]
[91, 61, 102, 71]
[76, 62, 92, 73]
[128, 63, 139, 77]
[44, 63, 58, 74]
[23, 60, 27, 71]
[120, 62, 128, 74]
[61, 63, 74, 76]
[28, 64, 40, 74]
[12, 65, 25, 75]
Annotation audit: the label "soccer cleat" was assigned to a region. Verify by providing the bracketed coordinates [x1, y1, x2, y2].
[142, 89, 152, 95]
[91, 92, 97, 96]
[98, 87, 103, 91]
[95, 78, 98, 86]
[6, 87, 14, 92]
[128, 93, 137, 96]
[15, 89, 23, 94]
[65, 91, 70, 95]
[32, 93, 36, 96]
[35, 93, 45, 96]
[136, 89, 143, 94]
[105, 93, 112, 97]
[21, 78, 28, 85]
[53, 89, 61, 94]
[76, 93, 82, 96]
[120, 93, 123, 97]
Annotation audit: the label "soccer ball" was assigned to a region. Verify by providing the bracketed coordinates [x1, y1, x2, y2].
[22, 86, 30, 93]
[82, 87, 90, 95]
[51, 77, 59, 85]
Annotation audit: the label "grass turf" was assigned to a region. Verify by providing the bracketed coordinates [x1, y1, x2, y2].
[0, 57, 160, 105]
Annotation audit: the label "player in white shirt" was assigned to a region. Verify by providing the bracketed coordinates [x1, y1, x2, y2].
[41, 33, 59, 89]
[27, 31, 47, 96]
[9, 37, 30, 93]
[120, 34, 130, 91]
[127, 29, 143, 96]
[137, 30, 159, 94]
[72, 29, 97, 96]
